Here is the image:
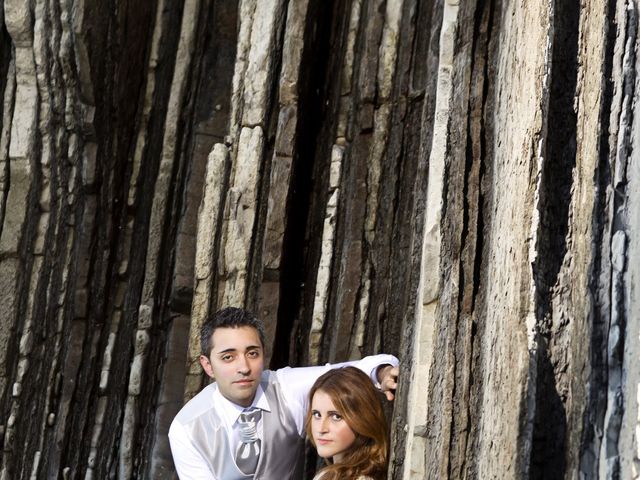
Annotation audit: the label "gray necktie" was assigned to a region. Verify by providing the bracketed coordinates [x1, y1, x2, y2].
[235, 407, 262, 474]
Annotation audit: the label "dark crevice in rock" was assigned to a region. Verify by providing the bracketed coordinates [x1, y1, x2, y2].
[530, 0, 579, 477]
[385, 2, 426, 348]
[110, 0, 188, 477]
[464, 0, 499, 475]
[389, 0, 443, 476]
[168, 0, 238, 316]
[0, 29, 17, 450]
[87, 0, 163, 475]
[63, 0, 133, 469]
[20, 6, 77, 473]
[455, 0, 493, 477]
[580, 0, 617, 475]
[0, 22, 12, 238]
[137, 0, 237, 475]
[273, 0, 347, 369]
[446, 0, 491, 475]
[151, 1, 236, 474]
[326, 0, 385, 363]
[58, 0, 168, 476]
[370, 0, 440, 362]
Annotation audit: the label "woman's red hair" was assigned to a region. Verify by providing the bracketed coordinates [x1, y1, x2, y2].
[305, 367, 389, 480]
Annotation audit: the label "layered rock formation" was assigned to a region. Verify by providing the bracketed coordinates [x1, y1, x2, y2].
[0, 0, 638, 478]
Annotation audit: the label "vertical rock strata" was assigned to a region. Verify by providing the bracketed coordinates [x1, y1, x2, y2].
[0, 1, 639, 479]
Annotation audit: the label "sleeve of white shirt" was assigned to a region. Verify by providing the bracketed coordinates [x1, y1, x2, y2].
[275, 353, 399, 435]
[168, 420, 218, 480]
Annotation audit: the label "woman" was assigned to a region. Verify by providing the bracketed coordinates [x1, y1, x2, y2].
[305, 367, 389, 480]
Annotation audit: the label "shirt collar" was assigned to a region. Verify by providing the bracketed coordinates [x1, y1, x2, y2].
[213, 383, 272, 429]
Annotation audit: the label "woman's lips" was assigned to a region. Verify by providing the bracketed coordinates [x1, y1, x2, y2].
[316, 439, 332, 445]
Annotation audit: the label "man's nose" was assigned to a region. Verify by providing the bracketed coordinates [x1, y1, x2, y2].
[236, 355, 250, 373]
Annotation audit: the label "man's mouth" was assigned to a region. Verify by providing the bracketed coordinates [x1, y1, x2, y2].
[234, 379, 253, 385]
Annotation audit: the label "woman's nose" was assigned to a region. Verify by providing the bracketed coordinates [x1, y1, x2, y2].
[319, 418, 329, 432]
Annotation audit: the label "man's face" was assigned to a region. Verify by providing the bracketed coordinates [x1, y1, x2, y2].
[199, 326, 264, 407]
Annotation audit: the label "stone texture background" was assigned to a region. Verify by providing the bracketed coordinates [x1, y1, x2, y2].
[0, 0, 638, 479]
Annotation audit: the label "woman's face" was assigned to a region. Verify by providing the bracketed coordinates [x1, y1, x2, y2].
[310, 389, 357, 463]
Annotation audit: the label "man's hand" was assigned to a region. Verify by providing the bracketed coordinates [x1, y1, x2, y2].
[376, 364, 399, 401]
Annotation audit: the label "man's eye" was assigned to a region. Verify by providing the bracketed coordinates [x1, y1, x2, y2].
[221, 355, 233, 362]
[247, 351, 259, 358]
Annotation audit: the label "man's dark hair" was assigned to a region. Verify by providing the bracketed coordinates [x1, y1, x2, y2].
[200, 307, 266, 356]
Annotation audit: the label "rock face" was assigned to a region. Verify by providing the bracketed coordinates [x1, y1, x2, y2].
[0, 1, 638, 479]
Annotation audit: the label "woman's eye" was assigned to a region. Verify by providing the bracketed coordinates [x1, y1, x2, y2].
[331, 413, 343, 421]
[312, 411, 321, 419]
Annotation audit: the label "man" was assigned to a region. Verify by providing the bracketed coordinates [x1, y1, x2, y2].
[169, 307, 399, 479]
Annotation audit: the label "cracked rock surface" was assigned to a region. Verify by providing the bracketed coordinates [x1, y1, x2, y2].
[0, 1, 639, 479]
